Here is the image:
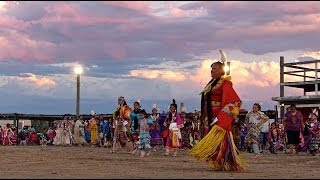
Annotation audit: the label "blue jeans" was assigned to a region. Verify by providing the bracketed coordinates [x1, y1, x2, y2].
[259, 132, 269, 145]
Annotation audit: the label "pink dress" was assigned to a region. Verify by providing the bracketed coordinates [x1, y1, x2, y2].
[164, 113, 183, 150]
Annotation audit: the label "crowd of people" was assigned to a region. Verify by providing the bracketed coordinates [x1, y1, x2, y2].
[0, 98, 203, 158]
[0, 98, 319, 166]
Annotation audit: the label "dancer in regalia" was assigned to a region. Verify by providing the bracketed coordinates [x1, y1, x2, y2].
[304, 109, 320, 156]
[180, 105, 192, 149]
[137, 109, 152, 157]
[190, 111, 201, 148]
[163, 99, 183, 156]
[101, 117, 110, 147]
[149, 104, 163, 151]
[73, 115, 86, 146]
[189, 50, 246, 171]
[53, 116, 66, 146]
[3, 123, 14, 146]
[129, 101, 141, 153]
[112, 96, 131, 153]
[89, 113, 99, 147]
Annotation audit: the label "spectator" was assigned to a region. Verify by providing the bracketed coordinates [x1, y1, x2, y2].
[283, 104, 304, 155]
[259, 119, 270, 153]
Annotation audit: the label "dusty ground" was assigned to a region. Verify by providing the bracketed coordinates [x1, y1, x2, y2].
[0, 146, 319, 179]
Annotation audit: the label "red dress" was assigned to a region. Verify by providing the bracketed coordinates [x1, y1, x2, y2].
[201, 76, 241, 136]
[189, 76, 245, 171]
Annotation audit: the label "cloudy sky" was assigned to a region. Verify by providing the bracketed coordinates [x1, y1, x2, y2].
[0, 1, 320, 114]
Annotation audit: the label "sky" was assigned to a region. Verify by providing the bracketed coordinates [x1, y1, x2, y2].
[0, 1, 320, 114]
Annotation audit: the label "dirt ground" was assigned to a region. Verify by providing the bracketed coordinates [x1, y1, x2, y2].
[0, 146, 319, 179]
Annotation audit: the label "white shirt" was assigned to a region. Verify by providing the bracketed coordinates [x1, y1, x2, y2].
[260, 120, 270, 133]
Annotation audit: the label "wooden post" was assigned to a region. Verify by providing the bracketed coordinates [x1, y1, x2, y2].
[280, 56, 285, 118]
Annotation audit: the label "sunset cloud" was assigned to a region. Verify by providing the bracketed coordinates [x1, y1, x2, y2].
[130, 69, 188, 81]
[0, 1, 319, 113]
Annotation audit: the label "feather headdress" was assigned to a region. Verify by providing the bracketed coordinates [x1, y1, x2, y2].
[219, 49, 227, 64]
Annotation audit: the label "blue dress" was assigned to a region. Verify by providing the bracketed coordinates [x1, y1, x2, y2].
[130, 110, 141, 134]
[101, 121, 110, 139]
[138, 118, 151, 150]
[85, 128, 91, 143]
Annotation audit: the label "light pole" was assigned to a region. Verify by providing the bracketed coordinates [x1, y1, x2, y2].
[74, 65, 83, 117]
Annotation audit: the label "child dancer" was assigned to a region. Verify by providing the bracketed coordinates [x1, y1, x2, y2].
[163, 99, 183, 156]
[149, 105, 163, 151]
[190, 112, 201, 148]
[84, 120, 91, 145]
[3, 123, 13, 146]
[111, 111, 129, 153]
[137, 109, 152, 157]
[19, 126, 29, 145]
[129, 101, 141, 153]
[89, 113, 99, 147]
[101, 118, 110, 147]
[268, 122, 283, 154]
[240, 124, 248, 151]
[47, 127, 56, 145]
[106, 118, 114, 148]
[305, 109, 320, 156]
[180, 109, 192, 150]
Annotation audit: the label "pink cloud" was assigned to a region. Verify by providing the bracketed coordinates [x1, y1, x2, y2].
[0, 30, 56, 62]
[0, 15, 30, 30]
[279, 2, 320, 15]
[1, 1, 320, 63]
[37, 3, 130, 27]
[215, 17, 320, 40]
